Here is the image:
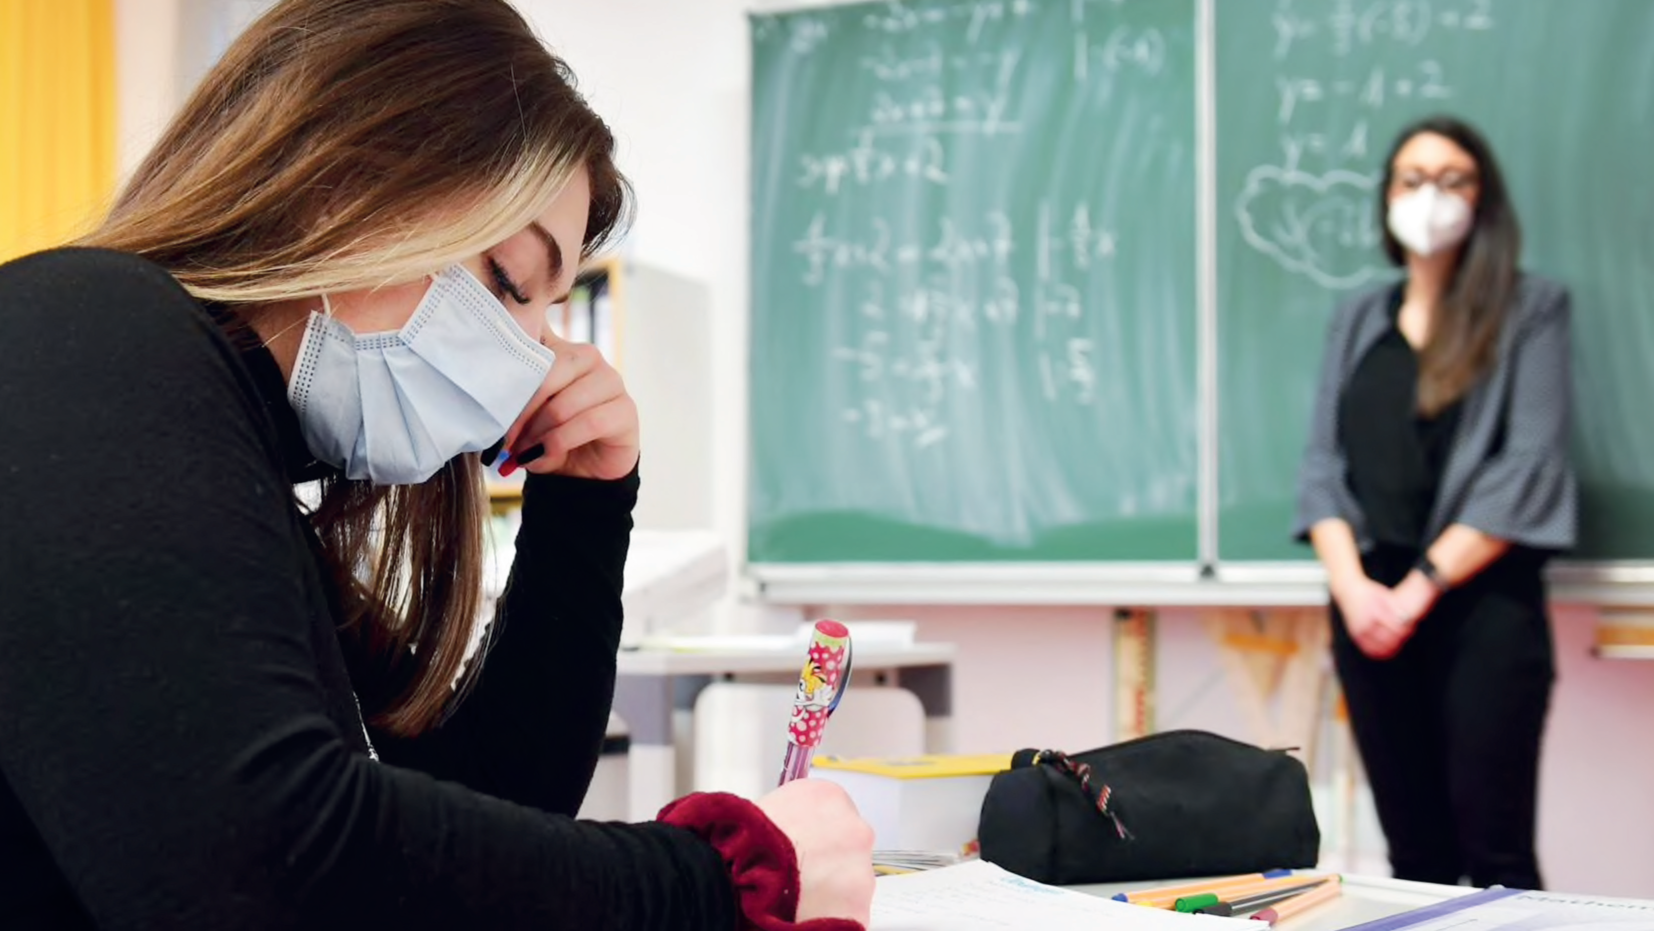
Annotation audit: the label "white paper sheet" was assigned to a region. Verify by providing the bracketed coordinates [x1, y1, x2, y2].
[871, 861, 1256, 931]
[1342, 887, 1654, 931]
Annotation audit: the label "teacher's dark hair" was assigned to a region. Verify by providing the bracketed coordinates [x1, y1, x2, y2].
[1378, 114, 1522, 417]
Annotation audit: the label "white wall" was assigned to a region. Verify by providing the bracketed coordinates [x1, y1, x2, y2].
[519, 0, 768, 578]
[115, 0, 275, 182]
[515, 0, 869, 608]
[114, 0, 183, 182]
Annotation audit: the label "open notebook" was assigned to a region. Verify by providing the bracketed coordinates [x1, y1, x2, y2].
[873, 861, 1254, 931]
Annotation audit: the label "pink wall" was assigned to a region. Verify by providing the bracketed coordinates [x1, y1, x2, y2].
[1540, 605, 1654, 894]
[847, 606, 1120, 756]
[831, 603, 1654, 897]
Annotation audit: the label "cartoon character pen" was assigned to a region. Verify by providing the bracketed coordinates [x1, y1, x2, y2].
[778, 619, 853, 785]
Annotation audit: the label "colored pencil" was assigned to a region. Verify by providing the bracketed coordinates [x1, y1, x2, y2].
[1181, 879, 1335, 915]
[1113, 870, 1297, 904]
[1250, 879, 1343, 925]
[1227, 879, 1336, 912]
[1130, 873, 1327, 910]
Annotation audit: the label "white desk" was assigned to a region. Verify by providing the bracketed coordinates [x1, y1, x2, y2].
[1073, 874, 1477, 931]
[612, 641, 957, 819]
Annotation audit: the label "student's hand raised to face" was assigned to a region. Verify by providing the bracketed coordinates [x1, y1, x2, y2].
[502, 331, 640, 481]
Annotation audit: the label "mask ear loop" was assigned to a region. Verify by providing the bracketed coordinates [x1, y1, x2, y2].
[259, 293, 332, 350]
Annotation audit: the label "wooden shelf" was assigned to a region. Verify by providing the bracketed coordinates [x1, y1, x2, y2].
[486, 480, 524, 500]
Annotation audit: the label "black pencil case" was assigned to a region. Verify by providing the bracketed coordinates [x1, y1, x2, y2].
[977, 729, 1320, 885]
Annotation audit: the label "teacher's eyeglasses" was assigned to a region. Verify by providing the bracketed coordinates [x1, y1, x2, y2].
[1392, 169, 1479, 194]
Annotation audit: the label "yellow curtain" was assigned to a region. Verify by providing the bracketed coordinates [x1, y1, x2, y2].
[0, 0, 116, 263]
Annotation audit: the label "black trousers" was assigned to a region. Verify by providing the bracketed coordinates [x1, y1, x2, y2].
[1330, 545, 1555, 889]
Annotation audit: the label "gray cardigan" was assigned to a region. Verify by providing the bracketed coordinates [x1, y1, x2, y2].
[1294, 273, 1577, 552]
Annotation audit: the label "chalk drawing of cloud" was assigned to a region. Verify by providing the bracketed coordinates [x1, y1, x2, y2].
[1235, 166, 1387, 291]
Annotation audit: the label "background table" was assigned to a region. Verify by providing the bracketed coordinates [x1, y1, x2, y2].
[613, 641, 956, 818]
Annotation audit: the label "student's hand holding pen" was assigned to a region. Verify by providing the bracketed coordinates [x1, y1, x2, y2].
[757, 780, 877, 927]
[750, 618, 872, 927]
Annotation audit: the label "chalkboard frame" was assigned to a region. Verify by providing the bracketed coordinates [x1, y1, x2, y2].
[744, 0, 1654, 603]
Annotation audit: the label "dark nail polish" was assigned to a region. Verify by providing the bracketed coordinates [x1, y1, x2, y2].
[514, 443, 546, 466]
[481, 439, 505, 466]
[499, 458, 519, 478]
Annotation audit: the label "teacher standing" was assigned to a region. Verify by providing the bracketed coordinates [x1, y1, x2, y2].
[1295, 114, 1575, 889]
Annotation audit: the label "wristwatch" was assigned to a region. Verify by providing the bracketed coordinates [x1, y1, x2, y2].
[1416, 555, 1451, 593]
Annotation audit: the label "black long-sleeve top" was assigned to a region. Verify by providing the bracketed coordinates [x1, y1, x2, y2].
[0, 248, 737, 929]
[1336, 289, 1464, 551]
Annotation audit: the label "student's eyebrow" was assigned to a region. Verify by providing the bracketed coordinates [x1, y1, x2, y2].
[529, 220, 566, 300]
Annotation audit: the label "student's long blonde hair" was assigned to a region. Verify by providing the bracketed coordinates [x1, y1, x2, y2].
[81, 0, 631, 736]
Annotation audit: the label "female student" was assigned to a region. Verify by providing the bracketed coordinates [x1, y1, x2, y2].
[0, 1, 873, 928]
[1295, 115, 1574, 889]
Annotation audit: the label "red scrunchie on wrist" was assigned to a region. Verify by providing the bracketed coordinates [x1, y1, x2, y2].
[657, 792, 865, 931]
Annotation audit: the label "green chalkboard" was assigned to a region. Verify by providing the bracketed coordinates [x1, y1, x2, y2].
[1216, 0, 1654, 561]
[749, 0, 1199, 563]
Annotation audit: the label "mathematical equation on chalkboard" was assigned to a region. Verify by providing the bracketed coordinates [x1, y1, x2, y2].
[755, 0, 1167, 452]
[804, 199, 1117, 448]
[1235, 0, 1498, 290]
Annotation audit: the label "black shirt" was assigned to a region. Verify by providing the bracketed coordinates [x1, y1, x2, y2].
[1338, 289, 1464, 550]
[0, 248, 735, 929]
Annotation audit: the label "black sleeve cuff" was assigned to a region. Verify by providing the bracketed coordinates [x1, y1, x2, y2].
[519, 461, 641, 522]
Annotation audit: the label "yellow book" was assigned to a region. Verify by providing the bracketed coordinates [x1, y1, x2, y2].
[812, 754, 1011, 855]
[814, 753, 1012, 779]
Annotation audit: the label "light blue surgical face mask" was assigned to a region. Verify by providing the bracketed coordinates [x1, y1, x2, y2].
[287, 265, 555, 485]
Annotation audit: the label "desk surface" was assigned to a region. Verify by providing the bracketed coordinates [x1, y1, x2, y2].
[1074, 874, 1476, 931]
[615, 641, 957, 676]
